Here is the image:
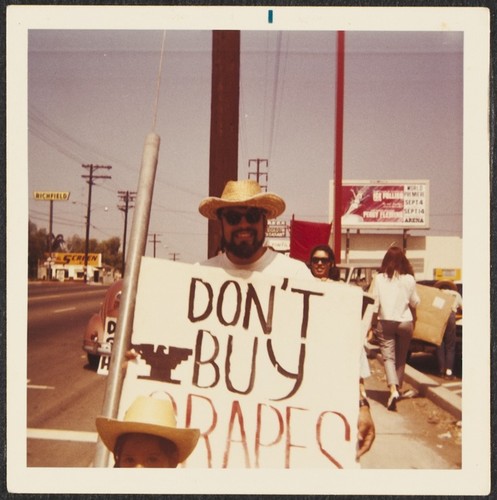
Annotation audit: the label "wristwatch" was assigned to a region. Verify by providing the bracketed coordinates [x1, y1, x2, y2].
[359, 397, 370, 408]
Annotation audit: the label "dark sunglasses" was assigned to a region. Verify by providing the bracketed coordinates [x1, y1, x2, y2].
[220, 208, 265, 226]
[311, 256, 331, 264]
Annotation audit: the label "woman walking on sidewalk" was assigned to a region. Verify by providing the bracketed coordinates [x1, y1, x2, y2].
[371, 246, 420, 411]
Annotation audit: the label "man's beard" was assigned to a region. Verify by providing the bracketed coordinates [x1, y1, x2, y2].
[222, 229, 264, 259]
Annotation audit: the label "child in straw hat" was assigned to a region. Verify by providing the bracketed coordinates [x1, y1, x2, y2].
[96, 393, 200, 468]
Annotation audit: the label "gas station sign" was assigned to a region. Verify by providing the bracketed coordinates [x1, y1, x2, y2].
[33, 191, 70, 201]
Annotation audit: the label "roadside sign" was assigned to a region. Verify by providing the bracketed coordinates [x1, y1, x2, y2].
[33, 191, 70, 201]
[434, 268, 462, 281]
[329, 180, 430, 229]
[97, 317, 118, 375]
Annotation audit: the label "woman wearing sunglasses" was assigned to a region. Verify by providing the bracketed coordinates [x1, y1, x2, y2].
[308, 244, 339, 281]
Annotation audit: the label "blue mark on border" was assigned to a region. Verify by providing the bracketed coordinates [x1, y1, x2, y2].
[268, 10, 273, 24]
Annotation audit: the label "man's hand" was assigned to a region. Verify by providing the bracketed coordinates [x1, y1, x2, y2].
[356, 405, 375, 460]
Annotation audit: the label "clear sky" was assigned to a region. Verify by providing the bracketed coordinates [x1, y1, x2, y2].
[28, 27, 463, 264]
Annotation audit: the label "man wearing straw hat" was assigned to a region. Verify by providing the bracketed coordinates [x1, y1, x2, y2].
[198, 179, 375, 459]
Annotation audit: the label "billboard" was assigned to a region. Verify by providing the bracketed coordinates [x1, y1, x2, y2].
[329, 180, 429, 229]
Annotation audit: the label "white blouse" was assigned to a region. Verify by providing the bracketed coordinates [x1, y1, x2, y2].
[372, 272, 420, 322]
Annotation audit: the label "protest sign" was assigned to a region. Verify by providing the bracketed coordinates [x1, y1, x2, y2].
[118, 257, 363, 469]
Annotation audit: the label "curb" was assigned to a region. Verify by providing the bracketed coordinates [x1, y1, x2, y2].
[366, 343, 462, 421]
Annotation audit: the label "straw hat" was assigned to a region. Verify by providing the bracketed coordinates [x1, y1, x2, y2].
[198, 179, 286, 220]
[96, 395, 200, 463]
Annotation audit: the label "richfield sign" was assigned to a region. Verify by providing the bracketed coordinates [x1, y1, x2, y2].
[33, 191, 70, 201]
[330, 180, 430, 229]
[118, 257, 364, 469]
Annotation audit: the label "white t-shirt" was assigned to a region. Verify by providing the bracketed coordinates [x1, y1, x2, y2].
[200, 247, 311, 279]
[440, 288, 463, 313]
[372, 272, 420, 322]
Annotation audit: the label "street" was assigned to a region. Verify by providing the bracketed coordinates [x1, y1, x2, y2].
[27, 282, 108, 467]
[25, 282, 461, 469]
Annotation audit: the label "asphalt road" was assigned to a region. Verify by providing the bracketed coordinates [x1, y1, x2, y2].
[25, 281, 461, 470]
[27, 282, 109, 467]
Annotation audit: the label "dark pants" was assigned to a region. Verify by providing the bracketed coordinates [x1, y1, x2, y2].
[436, 311, 457, 373]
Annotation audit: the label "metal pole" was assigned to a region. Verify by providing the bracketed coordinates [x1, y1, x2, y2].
[93, 132, 160, 467]
[346, 228, 350, 263]
[122, 192, 129, 275]
[48, 200, 53, 280]
[333, 31, 345, 264]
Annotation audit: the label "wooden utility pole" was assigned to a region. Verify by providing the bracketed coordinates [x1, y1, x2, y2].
[148, 233, 161, 258]
[118, 190, 136, 275]
[208, 30, 240, 258]
[82, 164, 112, 283]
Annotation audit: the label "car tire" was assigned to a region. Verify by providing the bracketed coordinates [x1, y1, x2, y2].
[87, 353, 100, 369]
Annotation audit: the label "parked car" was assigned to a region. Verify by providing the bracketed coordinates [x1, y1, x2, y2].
[83, 279, 122, 368]
[335, 262, 381, 291]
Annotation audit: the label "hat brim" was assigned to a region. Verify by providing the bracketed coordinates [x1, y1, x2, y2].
[199, 192, 285, 220]
[96, 417, 200, 464]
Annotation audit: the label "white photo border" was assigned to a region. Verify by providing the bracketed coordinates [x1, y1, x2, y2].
[6, 4, 491, 495]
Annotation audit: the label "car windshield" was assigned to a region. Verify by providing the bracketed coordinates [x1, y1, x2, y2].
[336, 265, 379, 291]
[337, 267, 351, 282]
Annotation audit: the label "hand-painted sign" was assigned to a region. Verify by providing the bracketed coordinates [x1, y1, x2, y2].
[118, 257, 363, 469]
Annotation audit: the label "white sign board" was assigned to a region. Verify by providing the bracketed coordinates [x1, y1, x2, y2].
[119, 257, 363, 469]
[97, 317, 117, 375]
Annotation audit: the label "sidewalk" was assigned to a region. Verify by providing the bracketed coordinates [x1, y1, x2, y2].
[359, 351, 462, 469]
[366, 342, 462, 420]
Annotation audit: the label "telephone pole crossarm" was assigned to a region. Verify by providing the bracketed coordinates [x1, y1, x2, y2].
[248, 158, 269, 191]
[148, 233, 162, 258]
